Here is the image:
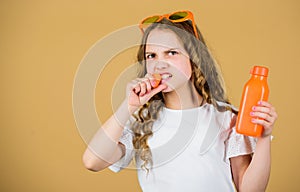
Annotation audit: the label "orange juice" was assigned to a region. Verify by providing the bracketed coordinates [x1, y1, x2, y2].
[236, 66, 269, 137]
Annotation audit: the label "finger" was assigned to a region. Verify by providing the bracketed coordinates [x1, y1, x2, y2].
[143, 79, 152, 93]
[257, 102, 278, 119]
[139, 82, 147, 96]
[251, 118, 272, 128]
[129, 79, 140, 92]
[145, 84, 167, 98]
[145, 73, 158, 83]
[134, 86, 140, 94]
[144, 74, 155, 88]
[250, 111, 272, 122]
[251, 117, 273, 137]
[256, 101, 275, 116]
[252, 106, 271, 114]
[144, 73, 152, 79]
[147, 74, 157, 88]
[131, 77, 151, 95]
[252, 105, 277, 121]
[140, 75, 154, 93]
[136, 77, 144, 81]
[257, 101, 272, 108]
[132, 82, 141, 94]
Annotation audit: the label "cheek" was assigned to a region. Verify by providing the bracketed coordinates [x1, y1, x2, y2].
[177, 59, 192, 79]
[185, 64, 192, 79]
[146, 62, 155, 73]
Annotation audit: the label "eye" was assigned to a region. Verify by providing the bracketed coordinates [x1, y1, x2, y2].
[167, 50, 179, 56]
[146, 53, 156, 60]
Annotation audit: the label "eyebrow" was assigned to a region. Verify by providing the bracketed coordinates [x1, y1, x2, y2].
[145, 51, 155, 55]
[145, 48, 181, 54]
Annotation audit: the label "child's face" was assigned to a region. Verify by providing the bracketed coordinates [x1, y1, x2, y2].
[145, 29, 192, 92]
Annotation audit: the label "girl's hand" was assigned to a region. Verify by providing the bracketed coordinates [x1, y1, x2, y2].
[126, 73, 167, 113]
[250, 101, 278, 137]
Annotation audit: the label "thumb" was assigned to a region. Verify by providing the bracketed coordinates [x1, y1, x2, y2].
[147, 84, 168, 98]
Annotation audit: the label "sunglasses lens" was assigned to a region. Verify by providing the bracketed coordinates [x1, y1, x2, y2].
[140, 16, 161, 31]
[142, 16, 160, 24]
[169, 11, 188, 20]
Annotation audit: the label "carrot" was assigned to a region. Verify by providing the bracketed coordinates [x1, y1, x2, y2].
[151, 73, 162, 88]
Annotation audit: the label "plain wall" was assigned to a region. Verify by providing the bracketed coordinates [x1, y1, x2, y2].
[1, 0, 299, 191]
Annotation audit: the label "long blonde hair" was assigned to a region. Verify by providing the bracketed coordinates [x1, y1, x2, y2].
[132, 18, 236, 171]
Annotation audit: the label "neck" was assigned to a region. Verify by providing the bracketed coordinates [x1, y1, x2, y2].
[163, 81, 204, 110]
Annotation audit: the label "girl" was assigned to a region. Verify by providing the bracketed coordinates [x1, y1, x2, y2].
[83, 10, 277, 191]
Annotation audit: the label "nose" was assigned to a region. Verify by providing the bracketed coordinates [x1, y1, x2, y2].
[154, 60, 169, 71]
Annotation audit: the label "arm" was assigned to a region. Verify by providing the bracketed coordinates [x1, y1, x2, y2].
[82, 100, 132, 172]
[230, 101, 277, 191]
[82, 75, 167, 172]
[230, 137, 271, 192]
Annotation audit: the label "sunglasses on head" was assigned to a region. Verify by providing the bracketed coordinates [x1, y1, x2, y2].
[139, 10, 199, 39]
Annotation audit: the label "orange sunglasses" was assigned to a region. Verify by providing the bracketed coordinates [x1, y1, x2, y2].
[139, 10, 199, 39]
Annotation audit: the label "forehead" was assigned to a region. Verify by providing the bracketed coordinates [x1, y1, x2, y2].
[146, 29, 184, 50]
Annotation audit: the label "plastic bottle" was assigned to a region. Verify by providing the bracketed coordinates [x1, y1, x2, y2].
[236, 66, 269, 137]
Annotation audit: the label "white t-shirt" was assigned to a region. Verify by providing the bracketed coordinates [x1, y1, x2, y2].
[109, 102, 256, 192]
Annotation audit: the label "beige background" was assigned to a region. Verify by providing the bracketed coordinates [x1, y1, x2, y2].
[1, 0, 299, 191]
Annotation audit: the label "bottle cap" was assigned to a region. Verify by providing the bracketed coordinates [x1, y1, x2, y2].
[250, 66, 269, 77]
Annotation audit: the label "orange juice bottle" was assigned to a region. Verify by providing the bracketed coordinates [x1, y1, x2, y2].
[236, 66, 269, 137]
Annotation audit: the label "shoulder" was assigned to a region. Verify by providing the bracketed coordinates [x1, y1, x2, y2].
[216, 101, 238, 112]
[209, 101, 237, 128]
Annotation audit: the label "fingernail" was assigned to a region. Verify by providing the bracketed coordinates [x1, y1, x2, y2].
[250, 112, 254, 116]
[251, 118, 256, 123]
[258, 101, 262, 105]
[252, 106, 256, 110]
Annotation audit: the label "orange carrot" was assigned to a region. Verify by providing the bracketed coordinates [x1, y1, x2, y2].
[151, 73, 161, 88]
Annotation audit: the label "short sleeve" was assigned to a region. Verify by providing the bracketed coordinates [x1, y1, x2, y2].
[108, 123, 135, 173]
[225, 127, 257, 163]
